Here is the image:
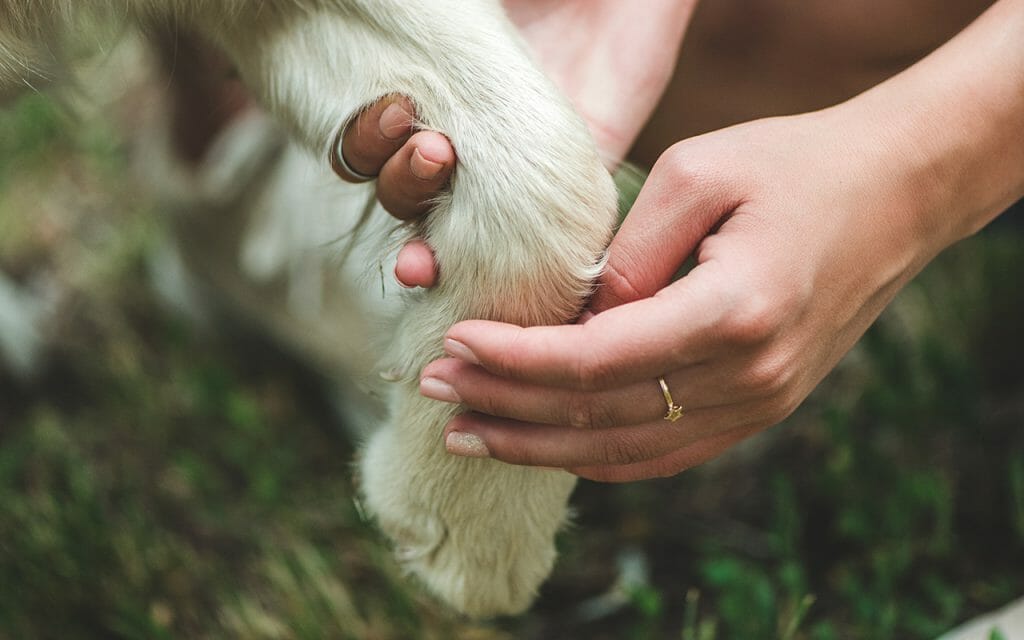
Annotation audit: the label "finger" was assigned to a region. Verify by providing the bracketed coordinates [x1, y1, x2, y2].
[442, 400, 766, 469]
[395, 240, 439, 288]
[570, 425, 761, 483]
[421, 357, 752, 429]
[333, 95, 415, 183]
[443, 260, 735, 391]
[377, 131, 456, 220]
[592, 144, 737, 312]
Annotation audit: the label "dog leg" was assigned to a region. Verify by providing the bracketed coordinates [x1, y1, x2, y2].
[207, 2, 618, 616]
[0, 0, 619, 616]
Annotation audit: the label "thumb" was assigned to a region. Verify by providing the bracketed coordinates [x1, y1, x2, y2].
[592, 147, 733, 313]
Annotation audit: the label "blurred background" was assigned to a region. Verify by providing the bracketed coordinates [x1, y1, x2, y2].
[1, 33, 1023, 640]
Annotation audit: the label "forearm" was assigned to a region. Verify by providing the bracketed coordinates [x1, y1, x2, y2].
[841, 0, 1024, 251]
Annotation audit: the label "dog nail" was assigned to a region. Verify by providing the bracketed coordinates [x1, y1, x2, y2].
[379, 102, 411, 140]
[444, 339, 480, 364]
[411, 148, 444, 180]
[420, 377, 462, 403]
[446, 432, 490, 458]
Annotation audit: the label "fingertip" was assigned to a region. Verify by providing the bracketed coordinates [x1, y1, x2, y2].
[377, 132, 455, 219]
[444, 320, 519, 348]
[410, 148, 446, 181]
[378, 97, 415, 140]
[409, 132, 455, 182]
[445, 431, 491, 459]
[394, 240, 438, 288]
[411, 130, 456, 167]
[335, 95, 416, 182]
[442, 412, 488, 447]
[419, 357, 462, 380]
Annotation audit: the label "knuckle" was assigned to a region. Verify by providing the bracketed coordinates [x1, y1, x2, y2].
[595, 433, 651, 466]
[564, 392, 618, 430]
[660, 141, 709, 189]
[502, 443, 542, 467]
[745, 350, 798, 399]
[600, 259, 647, 308]
[469, 388, 504, 419]
[720, 294, 782, 346]
[745, 353, 793, 397]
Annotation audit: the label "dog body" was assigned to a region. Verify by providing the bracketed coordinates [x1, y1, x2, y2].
[1, 0, 618, 616]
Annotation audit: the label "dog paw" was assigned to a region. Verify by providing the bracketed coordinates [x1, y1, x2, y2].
[359, 423, 576, 617]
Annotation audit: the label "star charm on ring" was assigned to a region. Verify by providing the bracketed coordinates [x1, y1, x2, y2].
[658, 377, 685, 422]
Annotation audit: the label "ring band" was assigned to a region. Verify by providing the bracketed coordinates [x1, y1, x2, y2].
[658, 376, 684, 422]
[329, 124, 378, 183]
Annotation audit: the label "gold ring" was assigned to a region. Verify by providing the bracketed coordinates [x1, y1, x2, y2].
[658, 376, 684, 422]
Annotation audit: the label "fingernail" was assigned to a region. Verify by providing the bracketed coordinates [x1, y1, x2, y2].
[446, 432, 490, 458]
[411, 147, 444, 180]
[444, 338, 480, 365]
[379, 102, 411, 140]
[420, 377, 462, 403]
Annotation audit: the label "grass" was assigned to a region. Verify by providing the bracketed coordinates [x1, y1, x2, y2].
[1, 87, 1023, 639]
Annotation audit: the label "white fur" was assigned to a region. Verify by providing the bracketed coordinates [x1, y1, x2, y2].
[1, 0, 618, 616]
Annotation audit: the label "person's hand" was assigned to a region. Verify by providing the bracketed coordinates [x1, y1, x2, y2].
[331, 95, 457, 221]
[333, 1, 695, 286]
[418, 0, 1024, 482]
[419, 101, 971, 482]
[326, 94, 452, 288]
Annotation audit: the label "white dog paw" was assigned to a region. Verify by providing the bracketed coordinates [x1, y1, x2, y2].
[359, 423, 576, 617]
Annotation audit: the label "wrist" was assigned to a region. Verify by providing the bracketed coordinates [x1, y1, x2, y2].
[836, 0, 1024, 252]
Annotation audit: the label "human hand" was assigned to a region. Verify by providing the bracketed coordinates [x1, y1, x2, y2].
[400, 0, 1023, 482]
[420, 0, 1024, 482]
[330, 95, 456, 221]
[328, 95, 452, 289]
[420, 103, 964, 482]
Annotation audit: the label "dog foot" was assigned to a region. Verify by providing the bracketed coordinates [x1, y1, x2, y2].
[360, 409, 576, 617]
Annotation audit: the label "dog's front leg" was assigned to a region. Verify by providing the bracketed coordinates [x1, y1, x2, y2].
[205, 1, 619, 616]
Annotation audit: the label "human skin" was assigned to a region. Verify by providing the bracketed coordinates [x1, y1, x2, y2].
[346, 0, 1024, 481]
[630, 0, 999, 165]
